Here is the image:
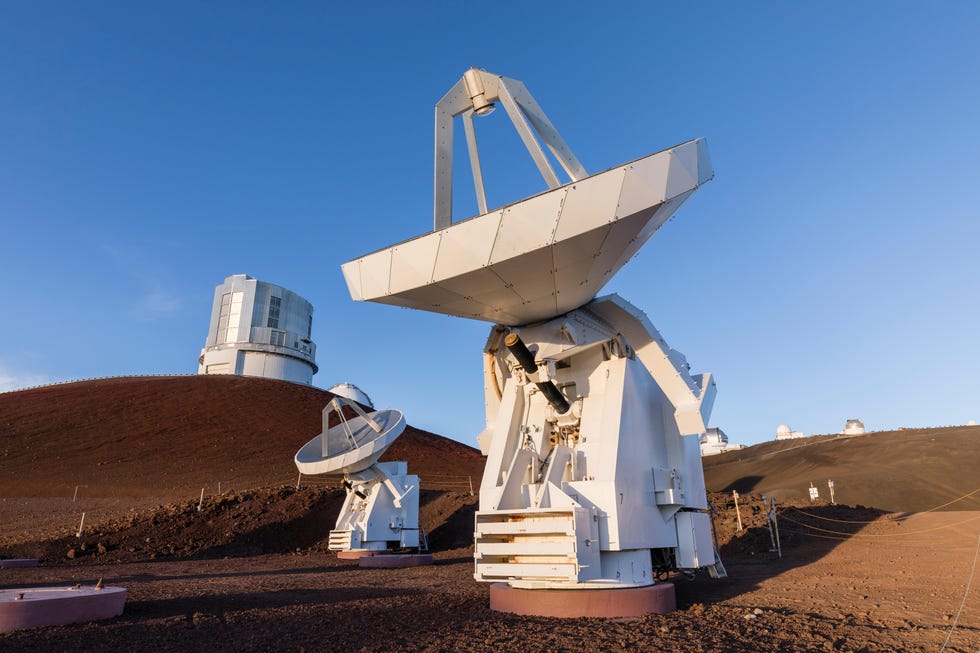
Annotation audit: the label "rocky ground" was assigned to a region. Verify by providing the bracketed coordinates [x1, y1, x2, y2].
[2, 378, 979, 650]
[2, 489, 978, 652]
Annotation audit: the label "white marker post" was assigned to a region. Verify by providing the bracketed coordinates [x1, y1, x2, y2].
[197, 487, 205, 512]
[733, 490, 743, 531]
[468, 476, 474, 496]
[72, 485, 88, 502]
[76, 512, 86, 538]
[827, 479, 836, 505]
[808, 483, 819, 502]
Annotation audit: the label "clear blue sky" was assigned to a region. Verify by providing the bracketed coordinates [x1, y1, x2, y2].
[2, 2, 978, 447]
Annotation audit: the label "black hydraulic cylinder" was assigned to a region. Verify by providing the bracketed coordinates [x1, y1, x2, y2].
[504, 332, 570, 415]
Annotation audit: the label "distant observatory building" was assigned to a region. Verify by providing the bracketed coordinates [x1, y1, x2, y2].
[699, 427, 744, 456]
[842, 418, 866, 435]
[198, 274, 317, 385]
[776, 424, 804, 440]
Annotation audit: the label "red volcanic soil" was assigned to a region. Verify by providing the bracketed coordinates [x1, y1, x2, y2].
[3, 378, 980, 651]
[2, 490, 978, 652]
[0, 375, 484, 498]
[702, 426, 980, 513]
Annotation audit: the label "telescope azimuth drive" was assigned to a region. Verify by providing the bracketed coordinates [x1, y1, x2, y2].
[341, 68, 721, 617]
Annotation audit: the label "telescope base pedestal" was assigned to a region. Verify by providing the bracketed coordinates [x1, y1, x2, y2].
[489, 582, 675, 618]
[336, 550, 381, 560]
[0, 586, 126, 633]
[0, 559, 38, 569]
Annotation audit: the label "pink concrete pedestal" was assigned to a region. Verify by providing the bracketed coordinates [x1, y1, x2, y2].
[0, 559, 38, 569]
[0, 586, 126, 633]
[358, 553, 434, 568]
[337, 550, 381, 560]
[489, 582, 675, 618]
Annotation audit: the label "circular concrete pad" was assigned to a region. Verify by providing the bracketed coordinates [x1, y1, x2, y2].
[0, 559, 38, 569]
[359, 553, 434, 569]
[337, 550, 381, 560]
[489, 582, 675, 618]
[0, 586, 126, 633]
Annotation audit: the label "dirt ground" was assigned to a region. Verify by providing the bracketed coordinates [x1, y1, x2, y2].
[2, 490, 978, 652]
[2, 378, 979, 650]
[702, 425, 980, 513]
[0, 376, 485, 498]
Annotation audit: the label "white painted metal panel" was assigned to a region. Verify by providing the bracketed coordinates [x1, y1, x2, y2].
[554, 168, 626, 241]
[490, 248, 556, 307]
[388, 232, 440, 294]
[475, 562, 578, 580]
[666, 142, 700, 200]
[433, 210, 502, 280]
[475, 541, 578, 556]
[696, 138, 714, 185]
[489, 190, 564, 265]
[355, 250, 392, 299]
[585, 208, 656, 285]
[475, 520, 576, 536]
[674, 511, 715, 569]
[617, 154, 670, 220]
[552, 226, 610, 304]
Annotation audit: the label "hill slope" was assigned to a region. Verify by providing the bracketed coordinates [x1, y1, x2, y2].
[0, 376, 485, 498]
[702, 426, 980, 512]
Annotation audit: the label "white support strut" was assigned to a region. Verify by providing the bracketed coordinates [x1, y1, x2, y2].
[433, 68, 587, 230]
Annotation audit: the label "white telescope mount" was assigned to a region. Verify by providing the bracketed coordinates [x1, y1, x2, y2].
[294, 397, 422, 554]
[474, 296, 719, 588]
[342, 68, 722, 610]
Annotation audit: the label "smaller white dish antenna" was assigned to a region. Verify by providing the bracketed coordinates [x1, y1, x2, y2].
[294, 397, 405, 475]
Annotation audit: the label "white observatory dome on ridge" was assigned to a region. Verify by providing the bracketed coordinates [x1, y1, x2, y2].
[699, 427, 744, 456]
[842, 418, 866, 435]
[198, 274, 317, 385]
[776, 424, 804, 440]
[328, 383, 374, 408]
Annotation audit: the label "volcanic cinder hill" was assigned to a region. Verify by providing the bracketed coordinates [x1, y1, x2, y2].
[702, 425, 980, 512]
[0, 375, 485, 498]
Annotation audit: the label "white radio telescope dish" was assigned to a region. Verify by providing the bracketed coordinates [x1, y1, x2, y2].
[294, 398, 405, 475]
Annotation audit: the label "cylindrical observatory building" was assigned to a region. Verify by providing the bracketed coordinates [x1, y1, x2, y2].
[198, 274, 318, 385]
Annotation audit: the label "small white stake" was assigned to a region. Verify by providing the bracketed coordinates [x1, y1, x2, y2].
[733, 490, 743, 532]
[296, 472, 302, 490]
[197, 487, 205, 512]
[468, 475, 474, 496]
[76, 512, 86, 538]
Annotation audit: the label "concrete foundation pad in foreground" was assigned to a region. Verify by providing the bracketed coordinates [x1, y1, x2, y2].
[359, 554, 434, 569]
[0, 586, 126, 633]
[489, 582, 675, 618]
[0, 559, 38, 569]
[337, 550, 380, 560]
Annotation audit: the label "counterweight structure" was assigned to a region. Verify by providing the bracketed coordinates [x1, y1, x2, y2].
[342, 69, 720, 594]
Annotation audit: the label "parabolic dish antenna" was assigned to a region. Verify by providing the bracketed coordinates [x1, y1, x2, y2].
[294, 399, 405, 475]
[337, 68, 722, 616]
[342, 136, 711, 326]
